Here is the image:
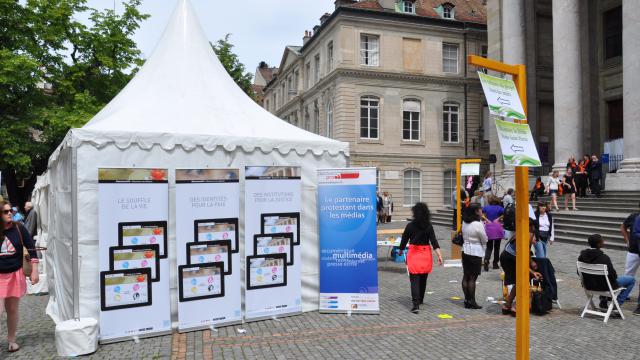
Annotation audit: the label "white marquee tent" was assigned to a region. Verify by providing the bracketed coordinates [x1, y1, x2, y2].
[37, 0, 349, 325]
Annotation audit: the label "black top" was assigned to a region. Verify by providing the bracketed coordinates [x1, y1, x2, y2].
[563, 175, 575, 191]
[0, 223, 38, 274]
[590, 160, 603, 180]
[624, 212, 640, 254]
[578, 248, 618, 291]
[399, 221, 440, 251]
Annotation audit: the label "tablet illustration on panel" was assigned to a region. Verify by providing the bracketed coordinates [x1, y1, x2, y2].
[261, 213, 300, 245]
[253, 233, 294, 266]
[194, 218, 239, 253]
[246, 254, 287, 290]
[109, 244, 160, 282]
[118, 221, 168, 258]
[100, 268, 152, 311]
[178, 263, 225, 302]
[186, 240, 232, 275]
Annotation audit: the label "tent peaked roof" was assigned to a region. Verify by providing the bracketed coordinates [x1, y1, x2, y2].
[77, 0, 347, 156]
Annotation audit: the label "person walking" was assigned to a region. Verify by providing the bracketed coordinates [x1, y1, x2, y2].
[398, 203, 443, 313]
[561, 168, 578, 211]
[590, 154, 603, 198]
[382, 192, 392, 223]
[376, 192, 383, 224]
[461, 203, 487, 309]
[620, 202, 640, 315]
[545, 170, 561, 211]
[482, 196, 505, 271]
[0, 201, 40, 353]
[502, 188, 514, 208]
[530, 177, 544, 201]
[23, 202, 37, 238]
[533, 201, 554, 258]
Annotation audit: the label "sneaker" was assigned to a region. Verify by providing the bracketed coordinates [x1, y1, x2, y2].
[411, 306, 419, 314]
[634, 306, 640, 316]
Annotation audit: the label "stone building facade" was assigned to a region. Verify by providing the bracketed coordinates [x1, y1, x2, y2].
[488, 0, 640, 189]
[261, 0, 489, 218]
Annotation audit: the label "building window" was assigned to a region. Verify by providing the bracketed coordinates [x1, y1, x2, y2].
[603, 6, 622, 60]
[402, 99, 420, 141]
[287, 76, 293, 99]
[360, 34, 379, 66]
[327, 42, 334, 72]
[304, 106, 310, 131]
[442, 43, 459, 73]
[305, 62, 311, 89]
[443, 102, 460, 143]
[314, 54, 321, 83]
[403, 169, 421, 206]
[443, 170, 455, 207]
[442, 3, 454, 19]
[403, 1, 415, 13]
[360, 96, 379, 139]
[326, 102, 333, 138]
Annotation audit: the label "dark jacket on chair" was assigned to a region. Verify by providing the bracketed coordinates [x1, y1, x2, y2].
[578, 248, 618, 291]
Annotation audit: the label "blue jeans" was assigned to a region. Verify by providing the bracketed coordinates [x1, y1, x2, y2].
[616, 275, 636, 305]
[533, 240, 548, 258]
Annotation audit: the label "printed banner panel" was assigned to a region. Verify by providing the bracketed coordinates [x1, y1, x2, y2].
[318, 168, 379, 313]
[244, 166, 302, 320]
[175, 169, 242, 331]
[98, 168, 171, 341]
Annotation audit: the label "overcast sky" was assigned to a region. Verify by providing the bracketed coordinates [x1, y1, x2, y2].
[84, 0, 336, 77]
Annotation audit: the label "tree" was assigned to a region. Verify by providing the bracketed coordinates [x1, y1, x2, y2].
[0, 0, 148, 207]
[211, 35, 254, 98]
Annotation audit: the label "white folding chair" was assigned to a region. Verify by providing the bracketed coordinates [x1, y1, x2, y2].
[576, 261, 626, 323]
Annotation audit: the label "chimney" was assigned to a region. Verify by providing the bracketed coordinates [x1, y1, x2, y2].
[320, 12, 331, 25]
[303, 30, 311, 45]
[334, 0, 357, 10]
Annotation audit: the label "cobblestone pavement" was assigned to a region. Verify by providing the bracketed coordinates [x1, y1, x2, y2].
[3, 224, 640, 359]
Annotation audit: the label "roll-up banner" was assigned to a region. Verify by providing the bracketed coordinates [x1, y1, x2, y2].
[317, 168, 379, 314]
[175, 169, 242, 332]
[244, 166, 302, 320]
[98, 168, 172, 342]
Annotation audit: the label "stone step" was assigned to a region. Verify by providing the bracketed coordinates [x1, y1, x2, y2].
[555, 228, 625, 241]
[554, 234, 627, 251]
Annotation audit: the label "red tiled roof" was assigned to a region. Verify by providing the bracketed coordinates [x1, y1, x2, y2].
[258, 67, 278, 83]
[347, 0, 486, 24]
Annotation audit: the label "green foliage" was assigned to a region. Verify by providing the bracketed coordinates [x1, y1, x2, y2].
[0, 0, 148, 177]
[211, 35, 255, 98]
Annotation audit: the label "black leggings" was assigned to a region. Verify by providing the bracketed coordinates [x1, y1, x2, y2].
[462, 273, 479, 303]
[409, 273, 429, 306]
[484, 239, 502, 265]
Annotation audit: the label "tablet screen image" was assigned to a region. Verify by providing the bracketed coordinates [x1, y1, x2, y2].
[119, 221, 168, 258]
[253, 233, 294, 266]
[246, 254, 287, 290]
[261, 213, 300, 245]
[109, 244, 160, 282]
[178, 263, 225, 302]
[194, 219, 239, 253]
[186, 240, 232, 275]
[100, 269, 152, 311]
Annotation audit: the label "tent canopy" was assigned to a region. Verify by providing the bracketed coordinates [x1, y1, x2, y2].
[71, 0, 347, 157]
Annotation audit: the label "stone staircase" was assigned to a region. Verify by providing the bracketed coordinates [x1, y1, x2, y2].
[431, 191, 640, 251]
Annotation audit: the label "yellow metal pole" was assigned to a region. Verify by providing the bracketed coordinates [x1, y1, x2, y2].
[468, 55, 530, 360]
[513, 64, 530, 360]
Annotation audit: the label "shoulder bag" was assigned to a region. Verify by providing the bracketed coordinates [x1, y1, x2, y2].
[15, 225, 32, 276]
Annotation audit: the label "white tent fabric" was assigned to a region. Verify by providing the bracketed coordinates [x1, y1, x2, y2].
[41, 0, 349, 327]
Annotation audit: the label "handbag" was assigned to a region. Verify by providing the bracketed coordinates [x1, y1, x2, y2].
[15, 225, 32, 277]
[452, 231, 464, 246]
[530, 279, 552, 315]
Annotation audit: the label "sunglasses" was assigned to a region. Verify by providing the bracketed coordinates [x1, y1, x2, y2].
[2, 209, 13, 215]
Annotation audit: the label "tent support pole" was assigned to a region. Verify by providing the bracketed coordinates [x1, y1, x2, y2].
[71, 146, 80, 320]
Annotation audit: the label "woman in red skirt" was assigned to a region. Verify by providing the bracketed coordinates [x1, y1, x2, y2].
[398, 203, 443, 313]
[0, 201, 39, 353]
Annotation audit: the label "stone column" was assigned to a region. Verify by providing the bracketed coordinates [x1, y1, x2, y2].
[487, 0, 525, 193]
[552, 0, 583, 171]
[608, 0, 640, 190]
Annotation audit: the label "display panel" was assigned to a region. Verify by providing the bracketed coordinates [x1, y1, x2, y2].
[100, 269, 152, 311]
[186, 240, 232, 275]
[194, 218, 239, 253]
[178, 263, 225, 302]
[109, 244, 160, 282]
[246, 254, 287, 290]
[261, 212, 300, 245]
[253, 233, 294, 266]
[118, 221, 168, 258]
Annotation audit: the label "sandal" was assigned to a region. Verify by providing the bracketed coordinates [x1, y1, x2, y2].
[8, 342, 20, 353]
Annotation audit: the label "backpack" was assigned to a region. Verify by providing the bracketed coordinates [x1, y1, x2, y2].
[630, 215, 640, 253]
[503, 203, 516, 231]
[530, 279, 552, 315]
